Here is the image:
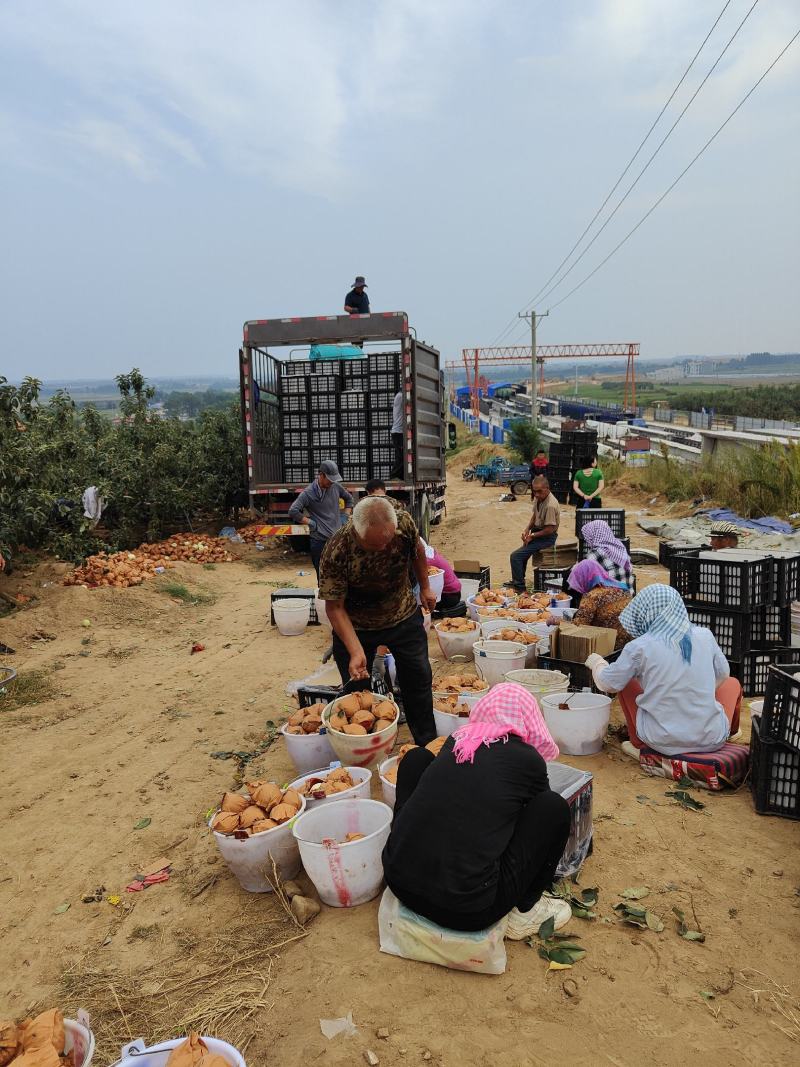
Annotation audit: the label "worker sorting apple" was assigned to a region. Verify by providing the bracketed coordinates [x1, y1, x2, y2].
[318, 496, 438, 745]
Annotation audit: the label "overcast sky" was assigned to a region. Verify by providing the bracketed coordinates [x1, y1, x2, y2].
[1, 0, 798, 381]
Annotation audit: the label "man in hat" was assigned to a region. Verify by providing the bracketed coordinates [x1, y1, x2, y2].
[344, 276, 370, 315]
[288, 460, 355, 576]
[709, 521, 739, 550]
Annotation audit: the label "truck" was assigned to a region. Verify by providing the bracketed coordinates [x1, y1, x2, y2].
[239, 312, 446, 538]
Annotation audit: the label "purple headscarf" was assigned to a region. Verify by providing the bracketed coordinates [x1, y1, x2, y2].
[568, 559, 628, 594]
[580, 520, 631, 569]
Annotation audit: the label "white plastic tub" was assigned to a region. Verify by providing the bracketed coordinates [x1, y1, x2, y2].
[273, 598, 310, 636]
[66, 1014, 95, 1067]
[749, 699, 764, 721]
[287, 766, 372, 806]
[322, 695, 399, 768]
[459, 578, 481, 601]
[378, 757, 398, 808]
[432, 687, 487, 712]
[210, 796, 307, 893]
[427, 567, 445, 603]
[466, 593, 514, 622]
[473, 639, 527, 687]
[292, 798, 393, 907]
[546, 594, 573, 618]
[433, 705, 469, 737]
[504, 668, 570, 699]
[540, 691, 612, 756]
[434, 621, 479, 661]
[114, 1036, 245, 1066]
[280, 722, 337, 775]
[314, 589, 331, 629]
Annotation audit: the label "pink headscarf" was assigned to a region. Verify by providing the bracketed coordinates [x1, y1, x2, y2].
[568, 559, 628, 594]
[452, 682, 559, 764]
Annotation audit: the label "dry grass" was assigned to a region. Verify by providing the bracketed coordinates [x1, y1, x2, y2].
[0, 668, 56, 710]
[61, 892, 306, 1061]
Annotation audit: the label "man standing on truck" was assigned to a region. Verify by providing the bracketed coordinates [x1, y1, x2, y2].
[344, 276, 370, 315]
[288, 460, 354, 576]
[506, 476, 560, 593]
[390, 389, 404, 480]
[319, 496, 437, 745]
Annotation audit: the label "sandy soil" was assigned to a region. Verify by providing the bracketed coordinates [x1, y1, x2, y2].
[1, 468, 799, 1067]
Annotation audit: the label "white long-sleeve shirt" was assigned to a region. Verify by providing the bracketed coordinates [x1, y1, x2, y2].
[597, 626, 730, 755]
[391, 391, 404, 434]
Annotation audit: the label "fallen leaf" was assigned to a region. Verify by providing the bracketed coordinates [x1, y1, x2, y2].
[700, 991, 715, 1001]
[538, 916, 555, 941]
[621, 886, 650, 900]
[53, 903, 70, 914]
[133, 817, 152, 830]
[665, 790, 705, 811]
[645, 910, 665, 932]
[548, 960, 572, 971]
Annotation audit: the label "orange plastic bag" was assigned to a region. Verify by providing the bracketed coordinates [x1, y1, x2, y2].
[164, 1033, 230, 1067]
[19, 1009, 65, 1054]
[10, 1044, 62, 1067]
[0, 1020, 18, 1067]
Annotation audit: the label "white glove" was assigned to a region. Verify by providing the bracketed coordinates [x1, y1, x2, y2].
[584, 653, 607, 670]
[585, 652, 614, 693]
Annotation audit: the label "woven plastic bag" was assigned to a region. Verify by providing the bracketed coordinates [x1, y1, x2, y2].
[0, 1021, 18, 1067]
[378, 888, 507, 974]
[19, 1010, 65, 1055]
[165, 1033, 230, 1066]
[11, 1045, 62, 1067]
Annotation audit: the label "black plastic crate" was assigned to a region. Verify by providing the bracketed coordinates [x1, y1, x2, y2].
[342, 359, 369, 378]
[340, 409, 366, 430]
[579, 536, 630, 560]
[309, 374, 339, 395]
[341, 446, 368, 463]
[311, 429, 338, 449]
[750, 716, 800, 819]
[311, 449, 341, 470]
[341, 428, 368, 448]
[575, 508, 625, 538]
[284, 447, 311, 467]
[282, 411, 309, 432]
[283, 429, 310, 449]
[270, 588, 319, 625]
[370, 427, 392, 447]
[281, 375, 308, 395]
[659, 541, 701, 567]
[369, 372, 399, 392]
[534, 566, 572, 593]
[369, 394, 395, 417]
[368, 352, 401, 373]
[561, 430, 598, 444]
[454, 564, 491, 591]
[281, 394, 306, 413]
[371, 446, 394, 470]
[339, 390, 366, 411]
[774, 554, 800, 607]
[284, 465, 311, 483]
[341, 464, 368, 482]
[537, 651, 621, 694]
[308, 409, 339, 430]
[283, 361, 314, 376]
[760, 664, 800, 751]
[686, 605, 792, 660]
[729, 649, 800, 698]
[670, 553, 774, 611]
[551, 488, 570, 504]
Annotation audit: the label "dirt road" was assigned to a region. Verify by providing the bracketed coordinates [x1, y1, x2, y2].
[1, 466, 798, 1067]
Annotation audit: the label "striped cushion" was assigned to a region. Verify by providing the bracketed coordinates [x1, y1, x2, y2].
[637, 742, 749, 791]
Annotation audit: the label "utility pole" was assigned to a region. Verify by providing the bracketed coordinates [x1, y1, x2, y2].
[519, 310, 549, 429]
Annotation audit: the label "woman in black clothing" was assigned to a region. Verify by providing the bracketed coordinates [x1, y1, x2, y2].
[382, 683, 572, 938]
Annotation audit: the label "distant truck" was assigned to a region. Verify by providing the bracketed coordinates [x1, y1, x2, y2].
[239, 312, 446, 538]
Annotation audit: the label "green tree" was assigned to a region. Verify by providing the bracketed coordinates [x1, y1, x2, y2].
[507, 420, 544, 464]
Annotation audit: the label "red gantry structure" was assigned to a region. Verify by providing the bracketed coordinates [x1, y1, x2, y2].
[447, 343, 639, 417]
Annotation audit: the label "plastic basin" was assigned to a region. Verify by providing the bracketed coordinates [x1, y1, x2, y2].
[378, 757, 398, 809]
[431, 687, 487, 712]
[472, 639, 527, 687]
[504, 668, 570, 699]
[287, 766, 372, 806]
[434, 621, 479, 662]
[322, 695, 399, 767]
[273, 599, 310, 636]
[314, 590, 331, 629]
[114, 1036, 245, 1066]
[65, 1015, 95, 1067]
[459, 578, 481, 601]
[210, 795, 307, 893]
[427, 567, 445, 603]
[540, 691, 612, 756]
[433, 705, 469, 737]
[292, 798, 393, 907]
[546, 595, 573, 618]
[280, 723, 337, 775]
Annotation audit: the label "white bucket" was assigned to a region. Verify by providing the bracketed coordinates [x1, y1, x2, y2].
[432, 687, 486, 711]
[314, 589, 331, 629]
[114, 1036, 245, 1067]
[66, 1014, 95, 1067]
[504, 668, 570, 698]
[749, 699, 764, 720]
[280, 723, 337, 775]
[434, 621, 479, 661]
[322, 695, 399, 768]
[287, 766, 372, 806]
[427, 567, 445, 603]
[546, 594, 573, 618]
[473, 639, 528, 687]
[273, 598, 310, 636]
[434, 705, 468, 737]
[459, 578, 481, 601]
[378, 757, 398, 808]
[292, 798, 393, 907]
[540, 691, 612, 756]
[210, 796, 307, 893]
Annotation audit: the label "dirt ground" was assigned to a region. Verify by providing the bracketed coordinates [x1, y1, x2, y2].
[1, 464, 799, 1067]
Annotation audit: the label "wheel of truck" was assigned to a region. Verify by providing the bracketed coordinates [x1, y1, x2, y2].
[512, 480, 529, 497]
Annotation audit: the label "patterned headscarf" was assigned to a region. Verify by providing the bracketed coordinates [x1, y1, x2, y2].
[568, 559, 628, 594]
[619, 584, 693, 663]
[452, 682, 559, 764]
[580, 520, 631, 569]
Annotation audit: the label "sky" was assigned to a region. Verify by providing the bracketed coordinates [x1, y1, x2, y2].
[1, 0, 798, 382]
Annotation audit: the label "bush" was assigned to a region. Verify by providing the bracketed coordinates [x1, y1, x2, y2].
[507, 420, 544, 464]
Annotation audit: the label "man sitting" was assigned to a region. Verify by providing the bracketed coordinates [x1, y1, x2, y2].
[506, 476, 560, 594]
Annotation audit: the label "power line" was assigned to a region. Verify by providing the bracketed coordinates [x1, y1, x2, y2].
[487, 0, 735, 347]
[535, 0, 759, 307]
[547, 26, 800, 313]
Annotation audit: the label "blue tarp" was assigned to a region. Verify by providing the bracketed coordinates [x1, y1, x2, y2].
[702, 508, 793, 535]
[309, 344, 365, 361]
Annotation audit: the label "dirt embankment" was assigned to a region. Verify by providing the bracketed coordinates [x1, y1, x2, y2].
[0, 470, 798, 1067]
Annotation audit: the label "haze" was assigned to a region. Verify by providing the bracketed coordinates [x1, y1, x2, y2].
[1, 0, 798, 381]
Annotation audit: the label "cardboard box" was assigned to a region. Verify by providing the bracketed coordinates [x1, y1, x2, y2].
[552, 623, 617, 663]
[453, 560, 490, 590]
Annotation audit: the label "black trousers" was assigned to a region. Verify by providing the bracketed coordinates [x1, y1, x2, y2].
[332, 609, 436, 745]
[309, 536, 328, 578]
[390, 432, 404, 480]
[392, 748, 571, 931]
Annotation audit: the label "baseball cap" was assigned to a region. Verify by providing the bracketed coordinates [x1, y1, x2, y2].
[319, 460, 343, 483]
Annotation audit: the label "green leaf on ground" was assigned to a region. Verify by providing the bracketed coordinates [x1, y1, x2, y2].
[672, 905, 705, 942]
[53, 903, 71, 914]
[645, 910, 665, 932]
[665, 790, 705, 811]
[133, 817, 152, 830]
[579, 887, 599, 906]
[621, 886, 650, 900]
[538, 915, 555, 941]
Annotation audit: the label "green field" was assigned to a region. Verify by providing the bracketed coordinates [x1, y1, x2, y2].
[553, 380, 742, 407]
